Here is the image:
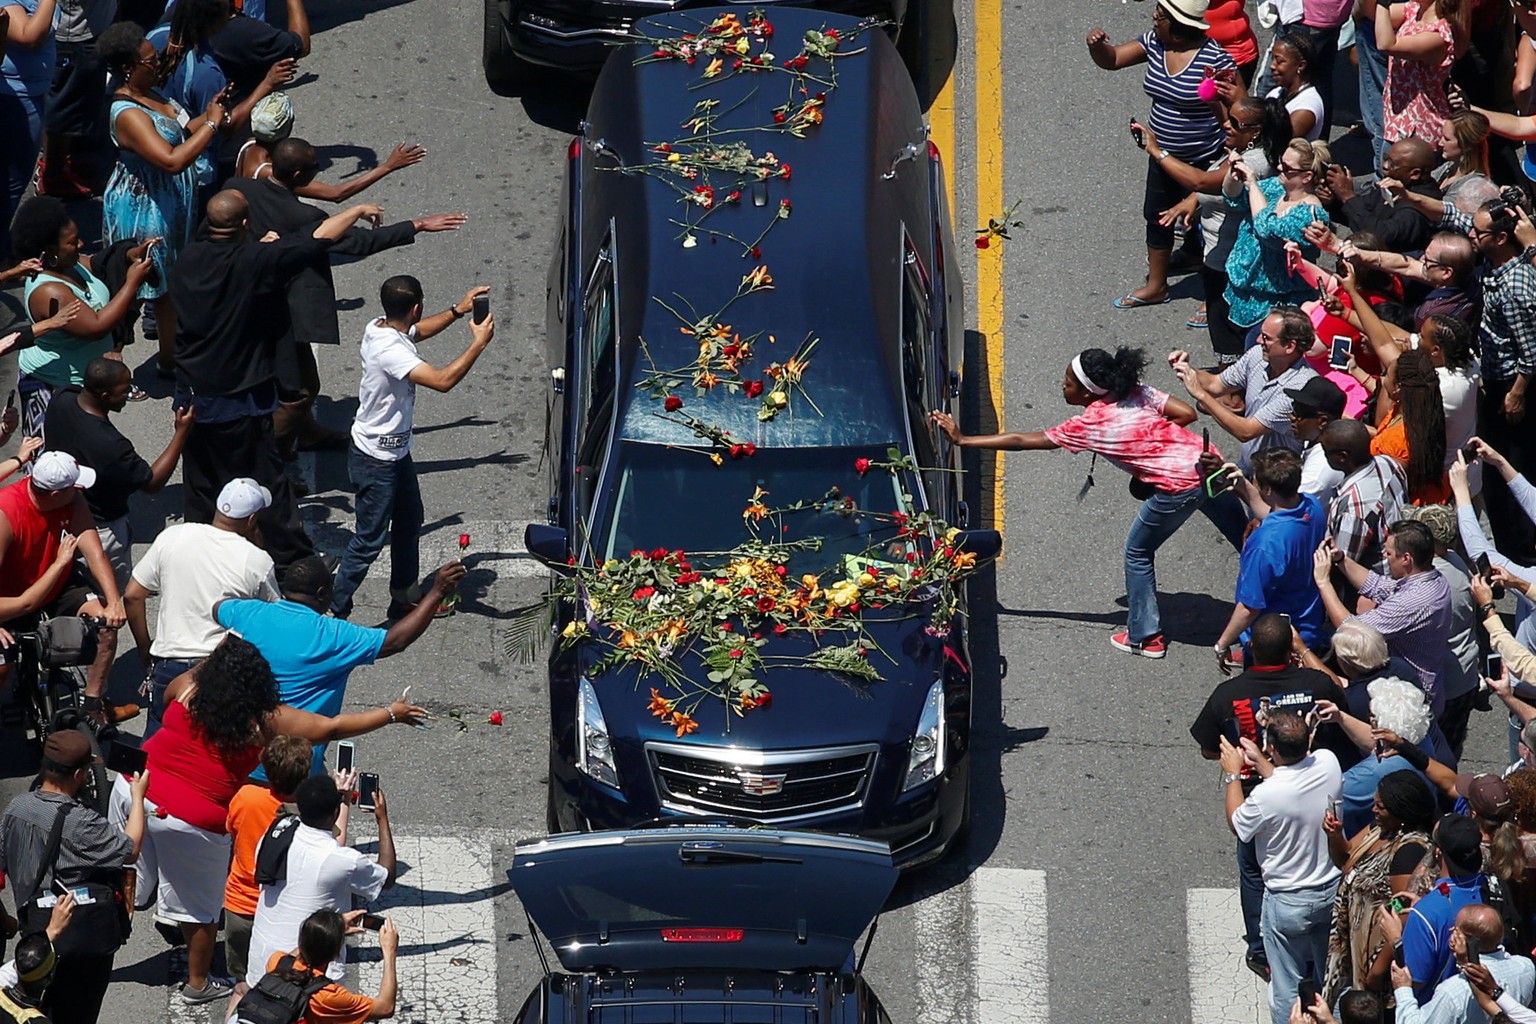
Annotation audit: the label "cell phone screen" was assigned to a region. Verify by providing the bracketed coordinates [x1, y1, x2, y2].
[357, 772, 379, 810]
[105, 739, 147, 776]
[1489, 652, 1505, 678]
[361, 913, 385, 931]
[472, 294, 490, 325]
[336, 741, 355, 774]
[1328, 335, 1351, 371]
[1477, 552, 1493, 578]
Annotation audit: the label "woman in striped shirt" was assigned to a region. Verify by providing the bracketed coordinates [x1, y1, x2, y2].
[1087, 0, 1237, 310]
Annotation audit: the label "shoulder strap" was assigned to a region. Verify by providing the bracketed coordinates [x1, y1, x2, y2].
[23, 803, 72, 908]
[276, 954, 332, 997]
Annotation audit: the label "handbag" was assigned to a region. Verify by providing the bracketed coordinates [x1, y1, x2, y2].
[17, 803, 131, 958]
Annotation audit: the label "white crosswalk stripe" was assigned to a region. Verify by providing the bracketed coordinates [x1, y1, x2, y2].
[1187, 888, 1267, 1024]
[913, 867, 1049, 1024]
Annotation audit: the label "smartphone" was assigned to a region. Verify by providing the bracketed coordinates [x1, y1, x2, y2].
[1297, 979, 1318, 1014]
[1328, 335, 1352, 371]
[105, 738, 147, 776]
[1465, 935, 1481, 966]
[1477, 552, 1508, 599]
[1489, 651, 1505, 679]
[471, 294, 490, 325]
[1221, 717, 1243, 745]
[360, 913, 386, 931]
[1204, 465, 1237, 499]
[357, 772, 379, 811]
[5, 391, 14, 410]
[1202, 427, 1210, 453]
[1463, 442, 1481, 463]
[1388, 895, 1408, 913]
[1326, 797, 1340, 820]
[336, 740, 355, 774]
[1129, 118, 1145, 149]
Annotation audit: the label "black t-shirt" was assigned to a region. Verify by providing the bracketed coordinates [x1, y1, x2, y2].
[1191, 664, 1356, 776]
[210, 15, 304, 98]
[41, 388, 151, 522]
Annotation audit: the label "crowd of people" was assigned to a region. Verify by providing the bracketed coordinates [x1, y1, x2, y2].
[0, 0, 500, 1021]
[954, 0, 1536, 1020]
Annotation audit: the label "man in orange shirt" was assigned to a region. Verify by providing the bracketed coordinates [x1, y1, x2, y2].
[223, 737, 324, 989]
[249, 909, 398, 1024]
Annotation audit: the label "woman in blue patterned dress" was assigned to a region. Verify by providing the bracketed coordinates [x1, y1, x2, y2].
[97, 21, 225, 376]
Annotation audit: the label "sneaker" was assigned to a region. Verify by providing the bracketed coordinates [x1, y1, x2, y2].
[181, 979, 234, 1005]
[1110, 631, 1167, 659]
[152, 917, 186, 947]
[386, 598, 453, 621]
[1244, 953, 1271, 982]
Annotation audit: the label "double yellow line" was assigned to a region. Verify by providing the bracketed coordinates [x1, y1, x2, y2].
[929, 0, 1006, 532]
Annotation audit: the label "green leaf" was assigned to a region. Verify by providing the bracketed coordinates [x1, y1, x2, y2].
[886, 446, 901, 462]
[502, 600, 555, 664]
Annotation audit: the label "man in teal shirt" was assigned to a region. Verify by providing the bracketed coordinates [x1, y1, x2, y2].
[215, 555, 464, 775]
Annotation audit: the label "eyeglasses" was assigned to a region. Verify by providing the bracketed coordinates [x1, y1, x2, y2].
[1226, 119, 1262, 131]
[1278, 162, 1308, 176]
[1421, 255, 1449, 270]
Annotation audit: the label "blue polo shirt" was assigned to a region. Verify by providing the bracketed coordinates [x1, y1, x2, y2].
[1234, 493, 1329, 646]
[1339, 757, 1435, 840]
[1403, 875, 1485, 1002]
[216, 599, 386, 776]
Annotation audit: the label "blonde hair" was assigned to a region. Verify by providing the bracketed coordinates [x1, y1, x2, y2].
[1286, 138, 1332, 180]
[1367, 676, 1431, 745]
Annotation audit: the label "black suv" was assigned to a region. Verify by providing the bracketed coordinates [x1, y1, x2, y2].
[509, 824, 900, 1024]
[523, 7, 989, 868]
[482, 0, 904, 88]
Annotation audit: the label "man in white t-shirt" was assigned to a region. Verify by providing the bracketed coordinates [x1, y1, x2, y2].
[1223, 709, 1342, 1024]
[246, 775, 394, 990]
[330, 275, 495, 620]
[124, 478, 281, 736]
[1283, 377, 1347, 507]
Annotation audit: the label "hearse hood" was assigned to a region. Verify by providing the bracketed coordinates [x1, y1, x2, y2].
[511, 825, 897, 972]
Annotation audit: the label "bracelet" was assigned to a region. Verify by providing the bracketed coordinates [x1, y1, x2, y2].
[203, 119, 219, 133]
[385, 704, 397, 723]
[450, 306, 464, 320]
[1481, 602, 1498, 619]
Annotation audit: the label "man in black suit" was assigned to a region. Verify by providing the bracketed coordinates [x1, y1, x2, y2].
[171, 189, 384, 573]
[224, 138, 466, 458]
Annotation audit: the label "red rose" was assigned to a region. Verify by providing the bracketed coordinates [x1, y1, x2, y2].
[677, 571, 702, 584]
[633, 586, 656, 601]
[773, 623, 787, 635]
[750, 246, 762, 259]
[745, 380, 764, 398]
[664, 395, 683, 412]
[740, 587, 756, 597]
[720, 622, 733, 631]
[631, 549, 646, 558]
[729, 648, 744, 659]
[743, 443, 757, 457]
[775, 565, 788, 576]
[773, 111, 787, 124]
[649, 547, 669, 560]
[975, 237, 990, 250]
[756, 692, 773, 707]
[854, 457, 872, 475]
[757, 596, 776, 612]
[815, 91, 825, 100]
[867, 567, 880, 577]
[732, 58, 743, 68]
[730, 444, 747, 459]
[459, 533, 471, 548]
[826, 28, 839, 39]
[728, 190, 743, 203]
[722, 344, 739, 357]
[653, 143, 672, 153]
[779, 163, 793, 180]
[849, 602, 860, 613]
[780, 199, 792, 212]
[487, 711, 504, 726]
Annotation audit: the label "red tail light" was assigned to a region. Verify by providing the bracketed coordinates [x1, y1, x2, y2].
[660, 928, 745, 943]
[568, 138, 581, 161]
[927, 140, 940, 160]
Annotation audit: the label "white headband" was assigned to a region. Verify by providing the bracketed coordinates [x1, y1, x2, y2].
[1071, 354, 1109, 396]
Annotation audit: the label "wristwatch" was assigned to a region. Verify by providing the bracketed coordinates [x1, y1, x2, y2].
[1221, 771, 1242, 786]
[1480, 602, 1497, 619]
[1491, 985, 1505, 1001]
[450, 306, 465, 319]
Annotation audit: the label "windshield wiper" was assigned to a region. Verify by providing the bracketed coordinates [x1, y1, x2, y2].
[678, 844, 803, 866]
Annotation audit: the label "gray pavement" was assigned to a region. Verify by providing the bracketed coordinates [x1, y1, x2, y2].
[0, 0, 1515, 1021]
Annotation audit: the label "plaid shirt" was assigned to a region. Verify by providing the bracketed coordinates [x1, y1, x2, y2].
[0, 791, 132, 901]
[1356, 568, 1453, 714]
[1328, 455, 1407, 572]
[1440, 208, 1536, 381]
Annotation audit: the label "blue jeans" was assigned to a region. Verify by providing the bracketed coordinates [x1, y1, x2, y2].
[1262, 884, 1336, 1024]
[142, 657, 198, 740]
[1123, 486, 1247, 642]
[1238, 838, 1265, 958]
[1356, 24, 1388, 164]
[330, 445, 424, 618]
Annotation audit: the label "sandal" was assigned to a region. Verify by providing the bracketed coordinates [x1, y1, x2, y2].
[1186, 309, 1208, 329]
[127, 385, 150, 402]
[1112, 294, 1170, 309]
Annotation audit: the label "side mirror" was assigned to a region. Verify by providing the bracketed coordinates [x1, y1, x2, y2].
[524, 523, 571, 566]
[953, 529, 1002, 562]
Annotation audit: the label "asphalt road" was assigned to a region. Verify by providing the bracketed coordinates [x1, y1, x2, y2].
[0, 0, 1515, 1021]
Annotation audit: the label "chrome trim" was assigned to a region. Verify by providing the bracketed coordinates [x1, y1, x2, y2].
[520, 20, 635, 41]
[647, 741, 878, 822]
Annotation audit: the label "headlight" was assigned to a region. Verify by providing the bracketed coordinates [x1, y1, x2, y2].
[576, 677, 619, 787]
[903, 680, 946, 791]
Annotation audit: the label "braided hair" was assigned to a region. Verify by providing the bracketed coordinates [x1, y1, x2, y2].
[1393, 350, 1446, 498]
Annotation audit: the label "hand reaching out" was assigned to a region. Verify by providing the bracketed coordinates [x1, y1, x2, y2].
[384, 143, 426, 172]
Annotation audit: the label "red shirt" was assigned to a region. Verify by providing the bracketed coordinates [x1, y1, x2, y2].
[0, 479, 71, 606]
[1205, 0, 1259, 66]
[145, 700, 262, 833]
[1043, 386, 1222, 494]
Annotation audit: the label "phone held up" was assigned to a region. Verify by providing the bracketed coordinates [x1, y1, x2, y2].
[360, 913, 386, 932]
[336, 740, 355, 774]
[1328, 335, 1352, 371]
[105, 737, 147, 776]
[357, 772, 380, 811]
[1476, 552, 1507, 600]
[1488, 651, 1505, 680]
[1205, 464, 1237, 500]
[471, 294, 490, 325]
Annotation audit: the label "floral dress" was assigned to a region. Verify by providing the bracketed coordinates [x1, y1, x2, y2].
[1382, 2, 1456, 144]
[103, 95, 198, 302]
[1223, 176, 1329, 329]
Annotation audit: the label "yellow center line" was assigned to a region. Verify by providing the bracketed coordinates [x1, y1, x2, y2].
[974, 0, 1006, 533]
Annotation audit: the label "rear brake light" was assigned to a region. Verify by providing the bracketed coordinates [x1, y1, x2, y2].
[660, 928, 745, 943]
[927, 140, 940, 160]
[568, 138, 581, 161]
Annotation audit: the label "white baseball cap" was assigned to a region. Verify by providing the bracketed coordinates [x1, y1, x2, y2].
[30, 451, 96, 491]
[217, 478, 273, 519]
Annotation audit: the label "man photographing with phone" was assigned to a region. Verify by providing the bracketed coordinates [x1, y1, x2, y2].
[329, 275, 495, 621]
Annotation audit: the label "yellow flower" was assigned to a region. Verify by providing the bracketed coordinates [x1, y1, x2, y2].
[617, 629, 640, 648]
[734, 36, 750, 54]
[768, 390, 788, 408]
[800, 574, 822, 598]
[743, 503, 770, 521]
[857, 573, 876, 588]
[884, 576, 902, 591]
[732, 560, 756, 579]
[952, 551, 978, 569]
[704, 57, 724, 77]
[588, 596, 603, 614]
[561, 620, 587, 638]
[710, 452, 724, 467]
[667, 152, 682, 163]
[944, 527, 961, 543]
[826, 580, 861, 608]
